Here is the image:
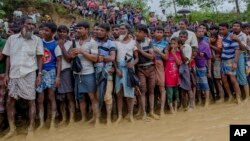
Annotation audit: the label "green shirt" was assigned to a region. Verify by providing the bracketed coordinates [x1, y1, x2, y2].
[0, 38, 6, 74]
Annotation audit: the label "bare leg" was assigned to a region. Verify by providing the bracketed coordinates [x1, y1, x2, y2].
[229, 75, 241, 104]
[204, 90, 210, 107]
[127, 98, 134, 123]
[139, 93, 147, 120]
[115, 89, 123, 124]
[37, 92, 44, 130]
[149, 89, 159, 120]
[188, 90, 195, 110]
[135, 95, 141, 117]
[2, 96, 16, 139]
[66, 93, 75, 124]
[159, 86, 166, 118]
[27, 100, 36, 133]
[58, 101, 67, 126]
[48, 89, 57, 130]
[169, 103, 175, 114]
[79, 97, 86, 123]
[88, 92, 100, 127]
[216, 79, 224, 103]
[243, 84, 249, 101]
[197, 90, 202, 106]
[221, 74, 233, 101]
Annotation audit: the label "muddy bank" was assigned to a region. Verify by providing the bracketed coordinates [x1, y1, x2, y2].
[3, 101, 250, 141]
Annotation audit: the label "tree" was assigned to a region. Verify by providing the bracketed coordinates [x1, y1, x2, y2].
[159, 0, 194, 16]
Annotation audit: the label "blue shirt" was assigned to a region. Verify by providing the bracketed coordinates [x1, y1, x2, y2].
[95, 39, 116, 67]
[42, 40, 58, 71]
[221, 33, 240, 60]
[152, 39, 168, 60]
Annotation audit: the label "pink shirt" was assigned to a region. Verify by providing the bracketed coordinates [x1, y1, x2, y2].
[165, 51, 182, 86]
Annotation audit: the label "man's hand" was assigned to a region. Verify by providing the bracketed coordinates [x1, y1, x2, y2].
[231, 34, 240, 42]
[4, 75, 9, 87]
[199, 52, 205, 57]
[69, 48, 80, 58]
[153, 47, 160, 54]
[36, 75, 42, 86]
[116, 69, 123, 78]
[207, 70, 212, 78]
[58, 38, 65, 48]
[54, 77, 61, 88]
[232, 62, 237, 70]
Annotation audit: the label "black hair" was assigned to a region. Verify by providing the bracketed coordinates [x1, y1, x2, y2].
[179, 30, 188, 36]
[98, 23, 111, 32]
[76, 21, 90, 29]
[119, 23, 131, 33]
[219, 23, 229, 29]
[232, 21, 242, 27]
[242, 23, 250, 29]
[209, 24, 219, 30]
[94, 23, 99, 27]
[179, 18, 188, 25]
[154, 26, 164, 32]
[112, 24, 120, 29]
[21, 16, 33, 25]
[199, 23, 208, 30]
[136, 24, 148, 34]
[57, 25, 69, 33]
[210, 32, 218, 39]
[43, 22, 57, 33]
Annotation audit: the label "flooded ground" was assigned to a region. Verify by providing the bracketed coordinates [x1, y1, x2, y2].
[2, 101, 250, 141]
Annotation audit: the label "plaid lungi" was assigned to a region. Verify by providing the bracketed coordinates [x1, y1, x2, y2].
[8, 71, 36, 100]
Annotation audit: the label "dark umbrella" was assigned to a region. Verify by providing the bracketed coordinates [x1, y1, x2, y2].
[97, 68, 109, 109]
[177, 9, 191, 14]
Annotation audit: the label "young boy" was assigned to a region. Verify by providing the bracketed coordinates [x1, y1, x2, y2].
[195, 27, 212, 107]
[36, 22, 62, 130]
[179, 30, 195, 110]
[57, 25, 75, 125]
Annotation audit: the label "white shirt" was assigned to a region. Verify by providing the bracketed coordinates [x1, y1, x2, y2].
[116, 39, 137, 63]
[60, 40, 72, 70]
[74, 38, 98, 75]
[2, 33, 44, 78]
[171, 30, 198, 48]
[158, 13, 167, 22]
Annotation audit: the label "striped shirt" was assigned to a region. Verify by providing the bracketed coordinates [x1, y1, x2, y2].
[221, 33, 239, 60]
[138, 38, 154, 66]
[95, 39, 116, 67]
[152, 39, 168, 60]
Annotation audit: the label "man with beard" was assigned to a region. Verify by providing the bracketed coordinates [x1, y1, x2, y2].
[231, 21, 249, 101]
[2, 16, 43, 139]
[115, 23, 139, 124]
[152, 26, 168, 118]
[95, 23, 116, 125]
[135, 24, 157, 120]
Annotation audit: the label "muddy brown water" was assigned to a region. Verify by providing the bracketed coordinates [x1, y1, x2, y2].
[3, 101, 250, 141]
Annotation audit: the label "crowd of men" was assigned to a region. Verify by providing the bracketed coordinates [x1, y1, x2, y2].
[0, 2, 250, 140]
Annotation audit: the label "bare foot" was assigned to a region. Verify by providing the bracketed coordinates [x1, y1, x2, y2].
[26, 129, 34, 140]
[115, 116, 122, 124]
[149, 113, 160, 120]
[227, 96, 233, 103]
[236, 97, 241, 105]
[37, 121, 44, 131]
[135, 110, 141, 117]
[216, 98, 224, 104]
[106, 119, 112, 127]
[2, 129, 16, 140]
[87, 117, 94, 124]
[159, 111, 165, 119]
[58, 120, 66, 127]
[49, 122, 56, 132]
[204, 100, 209, 108]
[94, 119, 100, 128]
[129, 115, 134, 123]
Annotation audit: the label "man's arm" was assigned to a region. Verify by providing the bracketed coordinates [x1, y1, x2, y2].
[103, 50, 116, 62]
[4, 56, 10, 86]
